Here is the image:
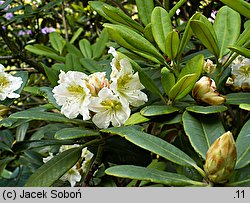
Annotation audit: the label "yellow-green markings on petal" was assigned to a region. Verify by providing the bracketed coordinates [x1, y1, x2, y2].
[0, 75, 10, 89]
[101, 99, 122, 111]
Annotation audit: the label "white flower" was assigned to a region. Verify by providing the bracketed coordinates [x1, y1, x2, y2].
[230, 56, 250, 88]
[59, 144, 80, 153]
[0, 64, 23, 101]
[85, 72, 109, 96]
[108, 47, 148, 107]
[89, 87, 130, 128]
[52, 71, 91, 120]
[42, 152, 54, 163]
[60, 165, 82, 187]
[81, 147, 94, 173]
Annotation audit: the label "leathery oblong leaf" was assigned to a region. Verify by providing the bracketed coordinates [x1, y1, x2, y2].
[103, 23, 165, 64]
[151, 7, 172, 54]
[165, 31, 180, 60]
[191, 19, 219, 58]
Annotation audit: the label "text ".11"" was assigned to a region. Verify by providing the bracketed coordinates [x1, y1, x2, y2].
[234, 190, 245, 199]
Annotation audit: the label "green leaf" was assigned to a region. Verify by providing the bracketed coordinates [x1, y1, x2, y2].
[9, 110, 89, 125]
[25, 45, 65, 62]
[80, 58, 103, 73]
[151, 7, 172, 53]
[169, 0, 187, 17]
[186, 105, 228, 114]
[79, 39, 92, 58]
[182, 111, 225, 159]
[101, 126, 197, 168]
[161, 67, 175, 95]
[124, 112, 150, 126]
[165, 31, 180, 60]
[168, 73, 197, 101]
[42, 64, 59, 87]
[228, 46, 250, 58]
[191, 19, 219, 57]
[239, 104, 250, 111]
[55, 128, 99, 140]
[65, 42, 83, 58]
[70, 28, 83, 44]
[103, 23, 165, 64]
[105, 165, 206, 186]
[226, 93, 250, 105]
[177, 13, 201, 59]
[213, 6, 241, 58]
[135, 0, 154, 26]
[235, 119, 250, 169]
[219, 0, 250, 19]
[65, 53, 82, 72]
[235, 22, 250, 46]
[102, 4, 144, 32]
[0, 0, 13, 10]
[39, 87, 61, 109]
[140, 105, 179, 117]
[49, 32, 66, 55]
[92, 28, 109, 59]
[24, 147, 82, 186]
[16, 122, 29, 141]
[143, 23, 154, 43]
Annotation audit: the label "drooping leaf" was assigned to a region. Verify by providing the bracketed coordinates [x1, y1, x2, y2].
[105, 165, 206, 186]
[103, 23, 165, 64]
[9, 110, 89, 125]
[101, 126, 197, 168]
[24, 147, 82, 186]
[228, 46, 250, 59]
[25, 45, 65, 62]
[151, 7, 172, 53]
[226, 93, 250, 105]
[186, 105, 228, 114]
[55, 128, 100, 140]
[235, 119, 250, 169]
[135, 0, 154, 26]
[140, 105, 179, 117]
[213, 6, 241, 58]
[219, 0, 250, 19]
[182, 111, 225, 159]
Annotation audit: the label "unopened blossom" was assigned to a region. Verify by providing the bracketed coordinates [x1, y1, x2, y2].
[60, 165, 82, 187]
[203, 59, 216, 74]
[0, 104, 10, 120]
[192, 76, 226, 105]
[81, 147, 94, 173]
[204, 131, 236, 183]
[89, 87, 130, 129]
[52, 71, 91, 120]
[85, 72, 109, 96]
[229, 55, 250, 90]
[109, 47, 148, 106]
[0, 64, 23, 101]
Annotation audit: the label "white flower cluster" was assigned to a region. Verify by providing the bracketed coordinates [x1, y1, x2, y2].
[228, 55, 250, 90]
[43, 145, 93, 187]
[0, 64, 23, 101]
[52, 47, 148, 128]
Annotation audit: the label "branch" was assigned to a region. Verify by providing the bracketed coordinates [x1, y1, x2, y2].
[0, 26, 45, 75]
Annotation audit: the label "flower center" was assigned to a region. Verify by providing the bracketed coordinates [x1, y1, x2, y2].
[101, 99, 122, 110]
[117, 74, 132, 89]
[0, 74, 10, 89]
[239, 65, 250, 77]
[67, 84, 86, 95]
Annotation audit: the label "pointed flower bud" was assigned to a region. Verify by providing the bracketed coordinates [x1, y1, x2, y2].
[0, 104, 10, 120]
[204, 131, 236, 184]
[192, 76, 226, 105]
[203, 59, 216, 74]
